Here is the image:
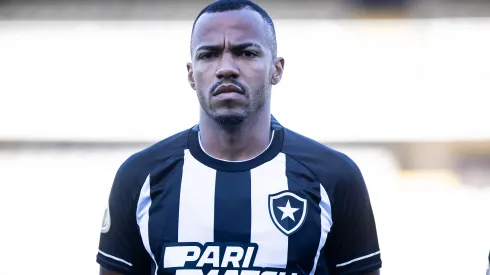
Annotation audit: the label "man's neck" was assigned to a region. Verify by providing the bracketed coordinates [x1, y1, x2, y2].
[198, 113, 272, 162]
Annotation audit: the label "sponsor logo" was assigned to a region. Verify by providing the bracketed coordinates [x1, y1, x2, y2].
[268, 191, 308, 236]
[163, 243, 297, 275]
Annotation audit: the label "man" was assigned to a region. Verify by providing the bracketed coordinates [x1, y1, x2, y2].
[96, 0, 382, 274]
[487, 250, 490, 275]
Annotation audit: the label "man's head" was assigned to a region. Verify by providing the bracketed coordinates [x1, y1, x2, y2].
[187, 0, 284, 130]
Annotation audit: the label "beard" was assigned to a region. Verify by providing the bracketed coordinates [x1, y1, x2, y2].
[214, 114, 246, 132]
[198, 81, 270, 132]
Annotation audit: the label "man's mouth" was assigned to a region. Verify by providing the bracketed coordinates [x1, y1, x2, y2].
[213, 84, 244, 96]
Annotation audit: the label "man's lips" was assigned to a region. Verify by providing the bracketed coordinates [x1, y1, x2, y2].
[213, 84, 244, 96]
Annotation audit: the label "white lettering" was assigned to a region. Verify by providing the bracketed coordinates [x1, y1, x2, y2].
[221, 246, 244, 268]
[164, 246, 201, 268]
[240, 270, 261, 275]
[223, 270, 239, 275]
[242, 247, 255, 268]
[196, 246, 220, 267]
[176, 270, 204, 275]
[164, 244, 265, 273]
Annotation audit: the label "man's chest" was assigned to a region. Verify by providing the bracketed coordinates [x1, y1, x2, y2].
[138, 153, 333, 275]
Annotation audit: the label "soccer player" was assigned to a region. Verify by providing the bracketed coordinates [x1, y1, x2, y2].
[96, 0, 382, 274]
[487, 250, 490, 275]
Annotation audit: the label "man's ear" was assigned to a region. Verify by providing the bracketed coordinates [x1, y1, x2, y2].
[187, 62, 196, 90]
[271, 57, 285, 85]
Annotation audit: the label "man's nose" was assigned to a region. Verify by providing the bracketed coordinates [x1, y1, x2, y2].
[215, 53, 239, 79]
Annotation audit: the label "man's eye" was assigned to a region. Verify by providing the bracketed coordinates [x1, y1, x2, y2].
[238, 50, 258, 58]
[199, 53, 217, 60]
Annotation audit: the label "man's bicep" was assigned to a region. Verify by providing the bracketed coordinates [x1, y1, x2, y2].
[323, 158, 382, 275]
[364, 270, 380, 275]
[100, 266, 124, 275]
[96, 162, 151, 274]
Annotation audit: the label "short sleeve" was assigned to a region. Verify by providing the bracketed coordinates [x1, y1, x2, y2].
[323, 157, 382, 275]
[96, 160, 151, 274]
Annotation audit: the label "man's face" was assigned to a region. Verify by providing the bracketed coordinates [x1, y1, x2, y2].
[187, 9, 284, 127]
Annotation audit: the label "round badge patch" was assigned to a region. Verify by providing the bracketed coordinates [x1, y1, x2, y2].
[101, 206, 111, 234]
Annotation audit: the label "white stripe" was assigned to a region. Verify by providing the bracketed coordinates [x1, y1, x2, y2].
[178, 149, 216, 243]
[250, 153, 289, 268]
[98, 249, 133, 267]
[136, 174, 159, 275]
[336, 251, 381, 267]
[309, 184, 333, 275]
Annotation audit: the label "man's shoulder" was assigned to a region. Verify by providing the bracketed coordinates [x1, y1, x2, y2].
[281, 127, 361, 184]
[132, 127, 191, 162]
[114, 127, 192, 188]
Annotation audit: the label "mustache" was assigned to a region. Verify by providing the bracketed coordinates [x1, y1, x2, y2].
[209, 79, 247, 95]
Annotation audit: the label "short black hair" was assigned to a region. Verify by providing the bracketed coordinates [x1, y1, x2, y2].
[190, 0, 277, 58]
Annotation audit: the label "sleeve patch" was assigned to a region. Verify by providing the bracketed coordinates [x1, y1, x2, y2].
[101, 206, 111, 234]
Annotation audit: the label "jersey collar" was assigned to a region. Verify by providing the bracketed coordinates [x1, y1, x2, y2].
[187, 116, 284, 172]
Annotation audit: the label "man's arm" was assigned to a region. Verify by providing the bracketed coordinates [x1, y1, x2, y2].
[486, 250, 490, 275]
[96, 157, 152, 274]
[322, 154, 382, 275]
[100, 266, 123, 275]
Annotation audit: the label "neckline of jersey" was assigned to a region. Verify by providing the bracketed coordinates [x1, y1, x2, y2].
[187, 121, 284, 172]
[197, 130, 276, 163]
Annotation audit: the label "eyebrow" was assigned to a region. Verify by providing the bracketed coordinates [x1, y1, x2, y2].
[196, 43, 263, 53]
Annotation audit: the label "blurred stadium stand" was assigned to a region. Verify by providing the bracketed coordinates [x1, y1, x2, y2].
[0, 0, 489, 275]
[2, 0, 490, 19]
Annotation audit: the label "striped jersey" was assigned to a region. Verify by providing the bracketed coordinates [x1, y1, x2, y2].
[96, 117, 382, 275]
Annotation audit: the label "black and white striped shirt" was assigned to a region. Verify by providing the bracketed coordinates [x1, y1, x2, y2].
[97, 117, 382, 275]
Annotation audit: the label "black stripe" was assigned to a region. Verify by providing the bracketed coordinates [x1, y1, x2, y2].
[214, 171, 252, 244]
[285, 155, 322, 274]
[148, 153, 185, 274]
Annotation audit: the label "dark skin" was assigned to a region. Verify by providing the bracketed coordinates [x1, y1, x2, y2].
[100, 8, 380, 275]
[99, 268, 120, 275]
[187, 9, 284, 161]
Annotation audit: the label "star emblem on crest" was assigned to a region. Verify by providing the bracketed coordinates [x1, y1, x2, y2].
[277, 200, 300, 221]
[268, 191, 308, 236]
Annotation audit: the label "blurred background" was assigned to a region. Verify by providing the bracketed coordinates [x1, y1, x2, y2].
[0, 0, 489, 274]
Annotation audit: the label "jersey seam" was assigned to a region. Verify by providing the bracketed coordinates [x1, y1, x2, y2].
[280, 152, 335, 224]
[281, 152, 330, 195]
[128, 152, 183, 202]
[280, 150, 353, 221]
[128, 152, 184, 265]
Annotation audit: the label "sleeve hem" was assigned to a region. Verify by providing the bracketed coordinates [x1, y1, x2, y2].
[336, 251, 381, 268]
[336, 260, 382, 275]
[97, 253, 133, 274]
